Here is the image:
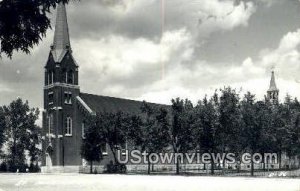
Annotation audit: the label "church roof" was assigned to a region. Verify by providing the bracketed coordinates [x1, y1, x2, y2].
[268, 71, 279, 92]
[51, 2, 71, 63]
[78, 93, 169, 115]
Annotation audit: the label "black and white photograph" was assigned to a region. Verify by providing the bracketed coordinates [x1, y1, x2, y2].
[1, 0, 300, 190]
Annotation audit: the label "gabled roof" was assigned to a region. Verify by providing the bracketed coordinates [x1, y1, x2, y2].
[51, 2, 71, 63]
[268, 71, 279, 92]
[78, 93, 169, 115]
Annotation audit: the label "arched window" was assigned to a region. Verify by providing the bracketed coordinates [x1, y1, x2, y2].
[65, 117, 72, 136]
[67, 70, 74, 84]
[48, 71, 54, 84]
[48, 113, 53, 135]
[62, 68, 67, 83]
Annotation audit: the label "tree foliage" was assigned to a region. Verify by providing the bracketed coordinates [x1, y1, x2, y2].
[0, 107, 6, 154]
[80, 87, 300, 175]
[81, 115, 105, 173]
[170, 98, 196, 174]
[195, 95, 219, 174]
[0, 0, 72, 58]
[130, 102, 170, 174]
[2, 98, 40, 172]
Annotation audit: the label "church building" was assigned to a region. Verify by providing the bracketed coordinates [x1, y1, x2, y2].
[41, 3, 151, 173]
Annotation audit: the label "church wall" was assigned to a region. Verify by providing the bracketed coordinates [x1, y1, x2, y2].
[63, 101, 83, 166]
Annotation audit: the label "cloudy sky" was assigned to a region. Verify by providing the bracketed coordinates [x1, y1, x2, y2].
[1, 0, 300, 114]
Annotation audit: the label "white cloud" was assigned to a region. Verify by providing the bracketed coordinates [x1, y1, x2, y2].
[71, 24, 300, 105]
[196, 0, 256, 36]
[73, 28, 193, 98]
[0, 84, 13, 93]
[258, 29, 300, 80]
[137, 28, 300, 104]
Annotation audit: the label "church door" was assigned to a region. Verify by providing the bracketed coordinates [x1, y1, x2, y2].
[46, 146, 53, 168]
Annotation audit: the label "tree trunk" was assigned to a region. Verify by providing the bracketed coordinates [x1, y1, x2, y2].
[176, 158, 180, 175]
[109, 144, 118, 165]
[263, 153, 266, 171]
[147, 155, 151, 175]
[90, 161, 93, 174]
[251, 153, 254, 176]
[210, 156, 215, 175]
[12, 137, 16, 170]
[278, 150, 282, 170]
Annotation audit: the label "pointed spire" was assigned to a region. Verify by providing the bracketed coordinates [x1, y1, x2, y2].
[268, 70, 278, 92]
[51, 2, 71, 62]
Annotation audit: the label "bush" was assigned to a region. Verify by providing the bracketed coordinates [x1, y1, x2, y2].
[7, 162, 29, 173]
[105, 161, 127, 174]
[0, 162, 7, 172]
[29, 163, 41, 173]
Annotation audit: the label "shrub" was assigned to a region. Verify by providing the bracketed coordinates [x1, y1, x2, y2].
[29, 163, 41, 173]
[0, 162, 7, 172]
[105, 161, 127, 174]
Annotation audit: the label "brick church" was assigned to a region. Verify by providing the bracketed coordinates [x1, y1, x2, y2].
[41, 3, 152, 173]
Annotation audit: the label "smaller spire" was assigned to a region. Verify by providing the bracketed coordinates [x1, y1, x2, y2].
[268, 70, 278, 92]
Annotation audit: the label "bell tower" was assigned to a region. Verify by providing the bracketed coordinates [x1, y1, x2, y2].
[267, 70, 279, 104]
[42, 2, 80, 168]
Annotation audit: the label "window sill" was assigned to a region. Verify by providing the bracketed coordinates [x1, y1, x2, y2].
[65, 134, 72, 137]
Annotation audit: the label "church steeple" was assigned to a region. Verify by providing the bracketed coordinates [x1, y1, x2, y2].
[45, 1, 78, 87]
[51, 2, 71, 62]
[42, 2, 80, 168]
[267, 70, 279, 103]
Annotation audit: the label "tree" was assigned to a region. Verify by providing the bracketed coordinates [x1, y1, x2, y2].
[258, 97, 275, 171]
[270, 102, 289, 170]
[0, 107, 6, 155]
[218, 87, 242, 166]
[24, 111, 41, 172]
[195, 95, 220, 175]
[3, 98, 40, 172]
[170, 98, 196, 174]
[0, 0, 72, 58]
[81, 115, 105, 174]
[98, 112, 128, 165]
[287, 98, 300, 168]
[275, 95, 297, 169]
[240, 92, 270, 176]
[130, 102, 170, 174]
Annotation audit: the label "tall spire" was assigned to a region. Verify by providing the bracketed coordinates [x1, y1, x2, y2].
[268, 70, 278, 92]
[51, 2, 71, 62]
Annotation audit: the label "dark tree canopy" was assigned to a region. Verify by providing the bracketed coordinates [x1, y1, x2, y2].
[0, 0, 71, 58]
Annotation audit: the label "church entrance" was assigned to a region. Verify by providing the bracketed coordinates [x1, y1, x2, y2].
[46, 146, 53, 168]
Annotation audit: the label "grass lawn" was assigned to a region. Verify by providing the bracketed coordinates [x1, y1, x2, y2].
[0, 173, 300, 191]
